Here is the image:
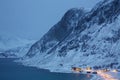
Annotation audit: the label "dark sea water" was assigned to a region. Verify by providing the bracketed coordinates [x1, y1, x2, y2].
[0, 58, 92, 80]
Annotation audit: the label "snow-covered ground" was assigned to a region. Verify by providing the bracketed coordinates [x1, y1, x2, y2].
[106, 72, 120, 80]
[90, 75, 103, 80]
[93, 71, 120, 80]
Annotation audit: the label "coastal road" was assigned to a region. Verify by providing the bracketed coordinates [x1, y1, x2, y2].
[97, 71, 118, 80]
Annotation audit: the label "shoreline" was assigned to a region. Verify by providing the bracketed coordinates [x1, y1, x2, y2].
[15, 59, 99, 80]
[0, 58, 101, 80]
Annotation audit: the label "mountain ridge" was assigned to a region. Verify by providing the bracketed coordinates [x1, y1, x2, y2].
[26, 8, 86, 57]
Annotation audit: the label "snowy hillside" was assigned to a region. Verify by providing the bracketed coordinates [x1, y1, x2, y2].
[0, 43, 35, 58]
[0, 34, 35, 58]
[0, 33, 34, 52]
[21, 0, 120, 72]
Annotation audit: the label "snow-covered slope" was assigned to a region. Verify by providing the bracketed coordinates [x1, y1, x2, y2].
[21, 0, 120, 72]
[0, 34, 35, 58]
[0, 43, 34, 58]
[0, 33, 34, 52]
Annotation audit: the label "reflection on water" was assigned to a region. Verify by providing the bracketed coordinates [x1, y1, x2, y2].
[87, 74, 91, 78]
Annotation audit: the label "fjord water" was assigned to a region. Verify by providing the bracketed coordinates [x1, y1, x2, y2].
[0, 58, 92, 80]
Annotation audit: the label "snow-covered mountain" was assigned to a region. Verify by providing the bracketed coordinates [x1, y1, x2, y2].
[0, 34, 35, 58]
[0, 43, 35, 58]
[21, 0, 120, 72]
[26, 8, 85, 58]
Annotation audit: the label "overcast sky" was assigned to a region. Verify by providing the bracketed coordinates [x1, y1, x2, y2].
[0, 0, 101, 40]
